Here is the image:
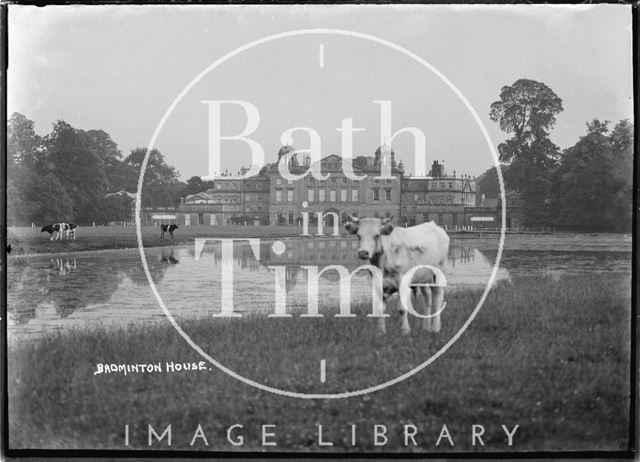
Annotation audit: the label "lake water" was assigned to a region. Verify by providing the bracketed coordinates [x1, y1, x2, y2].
[7, 234, 632, 338]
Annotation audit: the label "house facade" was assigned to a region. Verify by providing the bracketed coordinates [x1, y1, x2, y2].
[176, 145, 499, 228]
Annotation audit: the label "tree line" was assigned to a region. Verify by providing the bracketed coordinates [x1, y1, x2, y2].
[479, 79, 633, 233]
[8, 78, 634, 233]
[6, 113, 213, 226]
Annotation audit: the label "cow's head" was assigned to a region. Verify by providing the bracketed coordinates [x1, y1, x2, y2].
[40, 226, 49, 233]
[345, 216, 394, 261]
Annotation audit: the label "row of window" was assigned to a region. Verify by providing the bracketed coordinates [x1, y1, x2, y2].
[186, 198, 240, 205]
[307, 189, 359, 203]
[274, 177, 397, 186]
[404, 193, 457, 204]
[274, 188, 394, 203]
[214, 182, 268, 190]
[275, 210, 392, 225]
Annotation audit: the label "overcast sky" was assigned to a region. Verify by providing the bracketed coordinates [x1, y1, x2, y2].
[8, 4, 633, 180]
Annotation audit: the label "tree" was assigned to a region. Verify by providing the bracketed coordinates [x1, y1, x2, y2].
[44, 121, 109, 223]
[553, 119, 633, 232]
[476, 166, 500, 201]
[7, 112, 43, 168]
[98, 194, 134, 224]
[83, 129, 138, 192]
[7, 113, 47, 224]
[22, 172, 74, 224]
[182, 176, 215, 197]
[125, 148, 181, 207]
[489, 79, 563, 226]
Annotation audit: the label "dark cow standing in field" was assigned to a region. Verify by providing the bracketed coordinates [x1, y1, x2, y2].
[62, 223, 78, 240]
[41, 223, 63, 240]
[41, 223, 78, 240]
[345, 216, 449, 335]
[160, 224, 179, 239]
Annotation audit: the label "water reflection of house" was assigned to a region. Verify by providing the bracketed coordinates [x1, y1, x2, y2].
[174, 145, 508, 229]
[199, 238, 477, 289]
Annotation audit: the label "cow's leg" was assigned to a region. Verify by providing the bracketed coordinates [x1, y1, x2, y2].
[430, 286, 444, 333]
[421, 286, 433, 331]
[398, 282, 414, 336]
[400, 303, 410, 335]
[373, 278, 386, 335]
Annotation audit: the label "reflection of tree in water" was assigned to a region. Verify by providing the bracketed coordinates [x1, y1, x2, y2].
[43, 256, 121, 319]
[477, 247, 630, 277]
[7, 251, 176, 324]
[7, 257, 47, 325]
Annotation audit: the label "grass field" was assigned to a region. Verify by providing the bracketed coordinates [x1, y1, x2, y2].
[7, 225, 307, 255]
[7, 275, 631, 452]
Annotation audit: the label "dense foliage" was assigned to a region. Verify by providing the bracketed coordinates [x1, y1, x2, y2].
[484, 79, 633, 232]
[7, 113, 183, 225]
[7, 93, 634, 233]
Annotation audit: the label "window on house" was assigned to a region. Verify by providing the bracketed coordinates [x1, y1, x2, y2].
[352, 189, 358, 202]
[373, 189, 379, 201]
[385, 189, 391, 201]
[341, 189, 347, 202]
[287, 190, 293, 202]
[276, 190, 282, 202]
[319, 189, 325, 202]
[414, 193, 419, 202]
[330, 190, 336, 202]
[308, 189, 314, 202]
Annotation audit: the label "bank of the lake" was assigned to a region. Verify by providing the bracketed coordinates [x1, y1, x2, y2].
[7, 225, 632, 256]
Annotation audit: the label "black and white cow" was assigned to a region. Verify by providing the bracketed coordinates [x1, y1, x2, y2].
[41, 223, 63, 240]
[41, 223, 78, 240]
[62, 223, 78, 240]
[160, 224, 179, 239]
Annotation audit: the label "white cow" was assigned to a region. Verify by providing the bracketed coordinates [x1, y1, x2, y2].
[345, 216, 449, 335]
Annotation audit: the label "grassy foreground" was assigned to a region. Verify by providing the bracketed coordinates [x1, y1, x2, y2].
[8, 275, 631, 453]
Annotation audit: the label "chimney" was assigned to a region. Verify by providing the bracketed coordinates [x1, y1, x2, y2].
[430, 160, 439, 178]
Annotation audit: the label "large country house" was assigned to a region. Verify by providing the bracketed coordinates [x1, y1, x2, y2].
[175, 145, 510, 229]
